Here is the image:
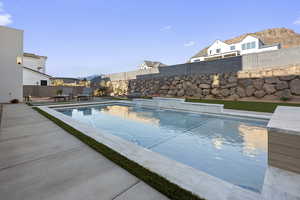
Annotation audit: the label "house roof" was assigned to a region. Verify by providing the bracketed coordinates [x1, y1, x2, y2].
[209, 39, 229, 46]
[23, 67, 52, 78]
[225, 35, 262, 45]
[143, 60, 167, 68]
[23, 52, 47, 59]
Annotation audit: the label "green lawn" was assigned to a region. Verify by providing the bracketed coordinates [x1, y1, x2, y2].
[186, 98, 300, 113]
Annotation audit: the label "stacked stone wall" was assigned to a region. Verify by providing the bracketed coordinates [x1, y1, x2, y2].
[106, 72, 300, 101]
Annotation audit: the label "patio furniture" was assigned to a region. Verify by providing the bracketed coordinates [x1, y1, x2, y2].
[53, 88, 73, 102]
[53, 95, 70, 102]
[77, 88, 93, 101]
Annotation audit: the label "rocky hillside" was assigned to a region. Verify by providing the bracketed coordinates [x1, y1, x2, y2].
[190, 28, 300, 60]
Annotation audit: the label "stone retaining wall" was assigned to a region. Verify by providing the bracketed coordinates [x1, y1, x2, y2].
[238, 65, 300, 78]
[106, 73, 300, 101]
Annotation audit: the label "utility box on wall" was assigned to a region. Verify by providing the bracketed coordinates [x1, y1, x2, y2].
[0, 26, 23, 103]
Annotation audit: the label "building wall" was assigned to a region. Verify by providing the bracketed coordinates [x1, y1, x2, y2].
[0, 26, 23, 103]
[207, 40, 230, 55]
[23, 68, 50, 85]
[23, 56, 47, 73]
[239, 36, 279, 55]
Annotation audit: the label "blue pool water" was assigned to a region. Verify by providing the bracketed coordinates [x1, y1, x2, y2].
[57, 104, 268, 192]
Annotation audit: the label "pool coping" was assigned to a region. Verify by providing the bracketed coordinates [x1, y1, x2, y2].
[267, 106, 300, 136]
[38, 101, 272, 200]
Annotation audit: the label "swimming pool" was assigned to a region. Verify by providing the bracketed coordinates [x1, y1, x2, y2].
[57, 103, 268, 192]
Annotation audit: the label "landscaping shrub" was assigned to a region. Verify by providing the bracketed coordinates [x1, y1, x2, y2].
[56, 89, 63, 95]
[280, 96, 291, 101]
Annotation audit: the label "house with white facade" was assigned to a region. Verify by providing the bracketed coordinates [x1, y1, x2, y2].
[0, 26, 23, 103]
[23, 53, 51, 85]
[139, 60, 167, 70]
[190, 35, 280, 62]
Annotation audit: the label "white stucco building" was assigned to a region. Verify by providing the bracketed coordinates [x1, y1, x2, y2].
[0, 26, 23, 103]
[191, 35, 280, 62]
[23, 53, 51, 85]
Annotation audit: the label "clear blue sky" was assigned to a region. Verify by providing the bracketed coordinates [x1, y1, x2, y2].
[1, 0, 300, 77]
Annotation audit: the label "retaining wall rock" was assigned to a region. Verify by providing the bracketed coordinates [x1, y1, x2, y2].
[106, 72, 300, 101]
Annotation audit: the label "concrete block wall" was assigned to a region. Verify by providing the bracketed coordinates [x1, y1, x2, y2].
[137, 56, 242, 79]
[105, 56, 242, 81]
[242, 46, 300, 70]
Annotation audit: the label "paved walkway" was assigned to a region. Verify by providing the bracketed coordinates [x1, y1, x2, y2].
[0, 104, 169, 200]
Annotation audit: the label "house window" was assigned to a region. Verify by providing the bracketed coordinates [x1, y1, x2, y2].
[41, 80, 48, 86]
[246, 43, 251, 49]
[242, 42, 256, 50]
[230, 45, 235, 50]
[242, 43, 246, 50]
[209, 50, 212, 55]
[216, 48, 221, 53]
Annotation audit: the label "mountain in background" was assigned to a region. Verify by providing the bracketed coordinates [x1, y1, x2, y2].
[190, 28, 300, 60]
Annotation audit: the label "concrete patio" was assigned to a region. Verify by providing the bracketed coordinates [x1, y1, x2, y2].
[0, 104, 169, 200]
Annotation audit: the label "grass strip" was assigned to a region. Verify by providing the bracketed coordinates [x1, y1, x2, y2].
[186, 98, 300, 113]
[32, 107, 204, 200]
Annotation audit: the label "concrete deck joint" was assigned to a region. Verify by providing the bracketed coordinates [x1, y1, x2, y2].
[0, 146, 83, 172]
[111, 180, 141, 200]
